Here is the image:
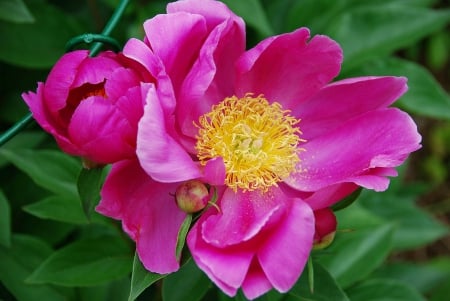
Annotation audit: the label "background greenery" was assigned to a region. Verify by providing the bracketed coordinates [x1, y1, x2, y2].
[0, 0, 449, 300]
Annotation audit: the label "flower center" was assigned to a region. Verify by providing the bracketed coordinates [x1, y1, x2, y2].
[196, 94, 303, 192]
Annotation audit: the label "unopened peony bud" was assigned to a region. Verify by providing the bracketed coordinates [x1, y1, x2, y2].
[313, 208, 337, 250]
[175, 180, 209, 213]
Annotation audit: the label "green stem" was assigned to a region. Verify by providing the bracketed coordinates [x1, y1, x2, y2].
[89, 0, 130, 57]
[0, 0, 130, 147]
[0, 113, 34, 147]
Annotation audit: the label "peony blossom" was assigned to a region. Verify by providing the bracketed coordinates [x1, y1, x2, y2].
[98, 0, 421, 299]
[22, 50, 156, 166]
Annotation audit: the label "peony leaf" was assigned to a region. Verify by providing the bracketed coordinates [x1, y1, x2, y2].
[346, 279, 427, 301]
[26, 236, 133, 286]
[162, 259, 211, 301]
[289, 261, 350, 301]
[332, 188, 362, 211]
[358, 184, 449, 251]
[0, 0, 82, 68]
[23, 195, 88, 225]
[0, 0, 34, 23]
[370, 261, 450, 294]
[175, 214, 192, 261]
[326, 5, 450, 70]
[317, 223, 395, 288]
[0, 190, 11, 247]
[0, 234, 73, 301]
[0, 149, 81, 197]
[128, 253, 167, 301]
[77, 167, 106, 220]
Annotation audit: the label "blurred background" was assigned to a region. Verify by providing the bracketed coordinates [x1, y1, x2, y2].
[0, 0, 449, 300]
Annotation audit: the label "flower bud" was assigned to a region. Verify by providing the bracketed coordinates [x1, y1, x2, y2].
[313, 208, 337, 250]
[175, 180, 209, 213]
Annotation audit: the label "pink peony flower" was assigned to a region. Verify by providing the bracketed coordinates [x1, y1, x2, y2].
[98, 0, 421, 298]
[22, 50, 156, 166]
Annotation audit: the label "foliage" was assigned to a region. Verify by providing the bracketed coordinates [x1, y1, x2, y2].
[1, 0, 449, 300]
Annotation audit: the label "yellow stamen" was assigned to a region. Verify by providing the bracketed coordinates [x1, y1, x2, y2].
[195, 94, 303, 192]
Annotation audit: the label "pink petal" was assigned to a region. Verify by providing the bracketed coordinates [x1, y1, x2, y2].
[201, 157, 226, 186]
[256, 199, 314, 294]
[22, 83, 81, 155]
[97, 159, 186, 274]
[71, 51, 122, 88]
[122, 38, 176, 114]
[302, 183, 359, 210]
[235, 28, 342, 107]
[241, 260, 273, 300]
[287, 108, 421, 191]
[176, 15, 246, 139]
[167, 0, 245, 32]
[201, 188, 285, 247]
[136, 85, 202, 182]
[104, 67, 141, 101]
[188, 208, 254, 294]
[44, 50, 89, 112]
[296, 76, 408, 140]
[143, 12, 207, 91]
[68, 96, 135, 163]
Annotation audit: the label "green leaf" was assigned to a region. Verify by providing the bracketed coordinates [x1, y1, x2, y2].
[176, 214, 192, 260]
[77, 277, 131, 301]
[77, 167, 106, 220]
[288, 261, 350, 301]
[0, 149, 81, 197]
[162, 259, 211, 301]
[332, 188, 362, 211]
[371, 262, 450, 294]
[0, 234, 73, 301]
[26, 236, 133, 286]
[325, 5, 450, 70]
[346, 279, 426, 301]
[0, 131, 47, 168]
[23, 195, 88, 224]
[343, 57, 450, 120]
[0, 0, 82, 68]
[128, 253, 167, 301]
[359, 185, 449, 250]
[317, 223, 394, 288]
[0, 0, 34, 23]
[222, 0, 274, 37]
[0, 190, 11, 247]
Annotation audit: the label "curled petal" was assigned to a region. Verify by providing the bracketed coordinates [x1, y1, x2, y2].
[44, 50, 88, 112]
[137, 85, 201, 182]
[96, 159, 186, 274]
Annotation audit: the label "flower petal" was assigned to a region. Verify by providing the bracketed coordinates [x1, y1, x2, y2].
[43, 50, 88, 112]
[71, 51, 122, 88]
[201, 188, 284, 247]
[22, 84, 81, 155]
[176, 14, 245, 138]
[68, 96, 135, 163]
[137, 85, 202, 182]
[256, 199, 314, 294]
[287, 108, 421, 191]
[235, 28, 342, 107]
[96, 159, 186, 274]
[143, 12, 207, 91]
[296, 76, 408, 140]
[187, 207, 254, 295]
